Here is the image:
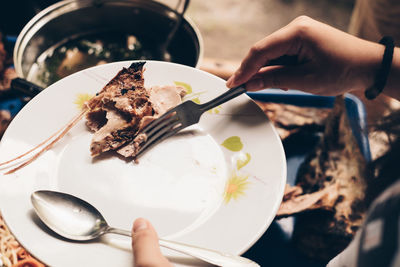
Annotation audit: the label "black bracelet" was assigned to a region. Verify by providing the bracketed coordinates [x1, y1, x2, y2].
[365, 36, 395, 100]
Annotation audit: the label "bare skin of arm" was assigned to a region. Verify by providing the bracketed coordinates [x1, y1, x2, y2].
[226, 16, 400, 101]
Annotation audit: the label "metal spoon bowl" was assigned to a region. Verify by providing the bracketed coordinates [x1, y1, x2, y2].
[31, 190, 259, 266]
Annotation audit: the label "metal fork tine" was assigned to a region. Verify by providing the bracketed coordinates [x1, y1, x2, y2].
[143, 113, 180, 139]
[132, 85, 247, 159]
[135, 123, 184, 158]
[140, 106, 179, 135]
[138, 119, 182, 153]
[145, 117, 182, 146]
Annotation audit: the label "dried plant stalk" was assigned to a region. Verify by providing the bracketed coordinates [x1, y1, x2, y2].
[3, 109, 87, 174]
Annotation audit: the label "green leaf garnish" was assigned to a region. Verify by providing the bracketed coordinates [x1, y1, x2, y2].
[237, 153, 251, 170]
[174, 81, 192, 94]
[192, 97, 201, 104]
[221, 136, 243, 151]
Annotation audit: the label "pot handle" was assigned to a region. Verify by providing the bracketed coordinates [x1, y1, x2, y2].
[11, 78, 44, 97]
[174, 0, 190, 15]
[160, 0, 190, 56]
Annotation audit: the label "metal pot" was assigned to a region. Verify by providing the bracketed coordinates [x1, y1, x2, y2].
[13, 0, 203, 91]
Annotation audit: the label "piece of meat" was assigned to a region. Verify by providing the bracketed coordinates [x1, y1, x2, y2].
[148, 85, 186, 115]
[117, 133, 147, 158]
[255, 101, 331, 140]
[285, 96, 368, 262]
[85, 62, 185, 158]
[116, 84, 185, 158]
[89, 110, 136, 156]
[277, 183, 339, 217]
[85, 62, 149, 156]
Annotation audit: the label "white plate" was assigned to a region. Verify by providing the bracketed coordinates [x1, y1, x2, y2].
[0, 61, 286, 266]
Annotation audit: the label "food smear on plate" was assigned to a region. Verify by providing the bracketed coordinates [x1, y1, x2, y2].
[0, 61, 185, 174]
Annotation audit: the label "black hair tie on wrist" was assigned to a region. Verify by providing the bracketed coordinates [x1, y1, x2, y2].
[365, 36, 395, 100]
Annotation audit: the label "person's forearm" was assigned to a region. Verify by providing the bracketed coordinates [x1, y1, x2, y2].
[350, 42, 400, 101]
[384, 47, 400, 101]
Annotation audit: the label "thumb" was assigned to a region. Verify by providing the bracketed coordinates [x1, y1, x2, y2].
[131, 218, 172, 267]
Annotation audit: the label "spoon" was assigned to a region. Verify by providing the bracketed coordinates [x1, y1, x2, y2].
[31, 190, 259, 266]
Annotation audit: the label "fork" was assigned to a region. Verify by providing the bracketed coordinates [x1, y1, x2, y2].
[134, 85, 247, 157]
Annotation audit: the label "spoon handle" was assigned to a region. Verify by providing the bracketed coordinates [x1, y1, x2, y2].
[106, 227, 131, 236]
[158, 238, 259, 266]
[106, 227, 259, 266]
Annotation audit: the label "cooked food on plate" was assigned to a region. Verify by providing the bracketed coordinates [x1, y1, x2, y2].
[0, 61, 185, 174]
[85, 62, 185, 158]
